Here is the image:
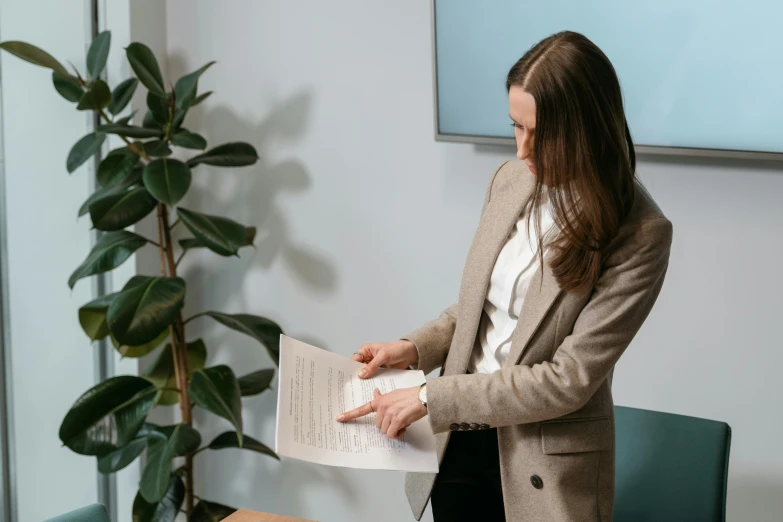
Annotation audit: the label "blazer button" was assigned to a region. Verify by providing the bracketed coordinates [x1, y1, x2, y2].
[459, 423, 470, 431]
[470, 423, 479, 430]
[530, 475, 544, 490]
[479, 424, 490, 430]
[449, 423, 460, 431]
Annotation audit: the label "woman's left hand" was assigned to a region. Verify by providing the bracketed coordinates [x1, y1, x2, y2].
[337, 386, 426, 439]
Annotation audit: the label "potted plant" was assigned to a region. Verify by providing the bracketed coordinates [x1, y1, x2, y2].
[1, 32, 282, 521]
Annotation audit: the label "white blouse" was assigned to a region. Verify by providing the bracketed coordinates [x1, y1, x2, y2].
[468, 196, 558, 374]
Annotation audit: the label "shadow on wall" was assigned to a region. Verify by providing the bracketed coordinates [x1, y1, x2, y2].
[163, 51, 339, 333]
[729, 474, 783, 522]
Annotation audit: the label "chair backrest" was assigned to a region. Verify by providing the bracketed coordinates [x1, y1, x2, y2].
[43, 503, 109, 522]
[614, 406, 731, 522]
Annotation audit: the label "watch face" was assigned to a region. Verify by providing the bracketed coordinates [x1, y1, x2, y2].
[419, 385, 427, 404]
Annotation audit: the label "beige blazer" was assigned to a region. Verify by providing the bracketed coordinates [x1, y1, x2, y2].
[402, 160, 673, 522]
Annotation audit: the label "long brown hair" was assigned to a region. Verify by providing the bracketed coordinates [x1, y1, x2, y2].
[507, 31, 636, 294]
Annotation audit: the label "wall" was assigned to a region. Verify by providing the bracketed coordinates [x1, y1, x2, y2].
[164, 1, 783, 521]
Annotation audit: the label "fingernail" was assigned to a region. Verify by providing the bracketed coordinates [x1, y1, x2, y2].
[337, 415, 344, 422]
[359, 370, 367, 378]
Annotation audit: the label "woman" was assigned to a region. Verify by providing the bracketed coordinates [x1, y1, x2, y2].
[338, 31, 672, 522]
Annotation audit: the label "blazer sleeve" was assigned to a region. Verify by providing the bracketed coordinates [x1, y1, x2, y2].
[400, 160, 510, 375]
[424, 215, 674, 433]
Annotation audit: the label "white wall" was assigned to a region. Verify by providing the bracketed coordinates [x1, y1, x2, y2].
[0, 1, 100, 520]
[164, 1, 783, 521]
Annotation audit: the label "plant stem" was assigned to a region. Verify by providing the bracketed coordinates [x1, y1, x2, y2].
[154, 202, 196, 515]
[169, 217, 181, 231]
[175, 250, 187, 268]
[96, 108, 151, 161]
[156, 205, 168, 278]
[159, 203, 195, 515]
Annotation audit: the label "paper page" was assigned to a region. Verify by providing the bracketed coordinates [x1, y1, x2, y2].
[275, 335, 438, 472]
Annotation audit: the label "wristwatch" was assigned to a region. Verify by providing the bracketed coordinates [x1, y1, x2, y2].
[418, 383, 428, 409]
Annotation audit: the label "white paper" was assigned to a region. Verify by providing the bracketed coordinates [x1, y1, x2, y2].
[275, 335, 438, 472]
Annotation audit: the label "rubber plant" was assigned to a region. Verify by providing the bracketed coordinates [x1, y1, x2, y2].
[0, 32, 282, 521]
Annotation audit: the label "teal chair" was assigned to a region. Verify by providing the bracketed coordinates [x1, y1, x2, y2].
[614, 406, 731, 522]
[44, 503, 109, 522]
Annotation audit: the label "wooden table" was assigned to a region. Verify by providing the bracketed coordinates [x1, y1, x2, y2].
[223, 509, 317, 522]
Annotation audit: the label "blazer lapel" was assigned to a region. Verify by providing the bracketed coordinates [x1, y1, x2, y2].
[505, 257, 563, 367]
[446, 169, 535, 375]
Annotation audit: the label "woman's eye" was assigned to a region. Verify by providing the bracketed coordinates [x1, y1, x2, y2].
[510, 123, 524, 131]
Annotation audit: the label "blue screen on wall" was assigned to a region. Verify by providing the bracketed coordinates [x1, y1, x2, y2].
[434, 0, 783, 154]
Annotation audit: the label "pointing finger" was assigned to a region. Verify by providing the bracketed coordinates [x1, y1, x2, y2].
[337, 401, 374, 422]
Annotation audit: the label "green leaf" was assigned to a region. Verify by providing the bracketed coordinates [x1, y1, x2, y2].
[98, 153, 139, 187]
[107, 145, 136, 156]
[80, 188, 112, 218]
[187, 142, 258, 168]
[141, 424, 201, 503]
[0, 40, 69, 76]
[172, 108, 186, 130]
[152, 424, 202, 456]
[68, 230, 148, 289]
[77, 79, 111, 111]
[204, 312, 283, 365]
[180, 227, 254, 252]
[67, 132, 106, 173]
[171, 129, 207, 150]
[115, 112, 136, 126]
[89, 185, 158, 231]
[147, 91, 171, 125]
[191, 91, 213, 107]
[143, 159, 191, 205]
[190, 500, 237, 522]
[208, 431, 278, 460]
[143, 111, 162, 130]
[126, 42, 165, 95]
[98, 437, 146, 474]
[98, 123, 164, 139]
[52, 72, 83, 102]
[59, 376, 156, 456]
[144, 339, 207, 406]
[106, 278, 170, 359]
[79, 168, 142, 217]
[178, 238, 201, 251]
[87, 31, 111, 79]
[113, 327, 169, 359]
[79, 292, 116, 341]
[177, 208, 246, 257]
[97, 424, 156, 474]
[174, 61, 215, 112]
[132, 475, 184, 522]
[109, 78, 139, 115]
[238, 368, 275, 397]
[107, 276, 186, 346]
[189, 366, 242, 445]
[143, 140, 173, 158]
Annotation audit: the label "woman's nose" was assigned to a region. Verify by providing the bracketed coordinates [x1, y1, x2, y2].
[517, 138, 532, 161]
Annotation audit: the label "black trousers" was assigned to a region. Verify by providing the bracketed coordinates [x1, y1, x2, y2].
[430, 427, 506, 521]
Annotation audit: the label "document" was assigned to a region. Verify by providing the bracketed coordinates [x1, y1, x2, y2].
[275, 335, 438, 472]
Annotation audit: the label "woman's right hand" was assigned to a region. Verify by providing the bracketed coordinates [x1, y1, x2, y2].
[352, 340, 419, 379]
